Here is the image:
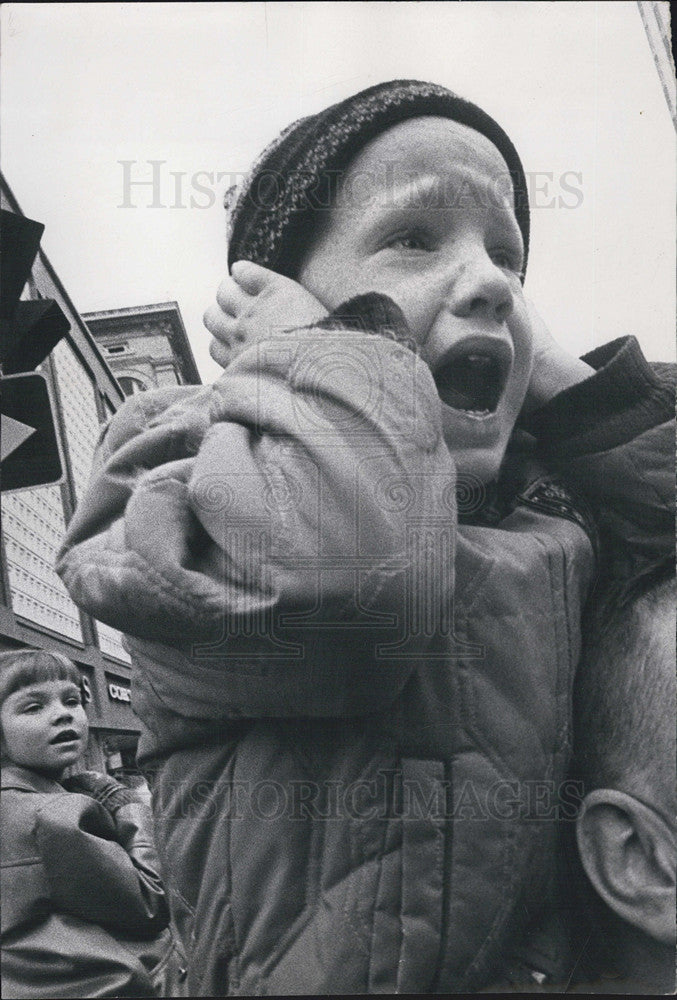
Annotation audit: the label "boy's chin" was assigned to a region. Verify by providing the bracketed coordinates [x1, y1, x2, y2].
[440, 402, 518, 492]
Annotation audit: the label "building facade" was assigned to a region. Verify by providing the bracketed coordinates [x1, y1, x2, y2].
[83, 302, 201, 396]
[1, 175, 200, 781]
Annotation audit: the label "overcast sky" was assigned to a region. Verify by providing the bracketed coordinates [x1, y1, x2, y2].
[2, 1, 674, 382]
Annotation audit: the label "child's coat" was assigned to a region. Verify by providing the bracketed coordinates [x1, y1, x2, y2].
[1, 763, 175, 998]
[57, 295, 674, 992]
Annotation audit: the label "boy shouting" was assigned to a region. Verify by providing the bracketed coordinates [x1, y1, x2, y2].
[57, 80, 674, 994]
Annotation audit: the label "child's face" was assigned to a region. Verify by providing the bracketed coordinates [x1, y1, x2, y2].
[298, 116, 534, 483]
[1, 679, 88, 777]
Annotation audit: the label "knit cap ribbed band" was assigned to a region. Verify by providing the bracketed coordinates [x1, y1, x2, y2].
[226, 80, 530, 281]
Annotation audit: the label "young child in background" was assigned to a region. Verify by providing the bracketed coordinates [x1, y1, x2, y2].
[0, 649, 181, 999]
[57, 80, 674, 994]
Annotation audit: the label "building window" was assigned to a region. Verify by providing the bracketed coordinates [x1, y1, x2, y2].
[118, 376, 147, 396]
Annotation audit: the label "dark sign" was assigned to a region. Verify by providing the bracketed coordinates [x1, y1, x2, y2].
[1, 372, 64, 492]
[1, 209, 69, 374]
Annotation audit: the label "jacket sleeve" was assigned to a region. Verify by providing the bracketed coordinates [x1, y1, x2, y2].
[523, 337, 675, 572]
[56, 295, 457, 717]
[34, 791, 169, 938]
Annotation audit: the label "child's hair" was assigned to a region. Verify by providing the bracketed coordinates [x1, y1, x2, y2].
[0, 648, 83, 710]
[573, 556, 676, 809]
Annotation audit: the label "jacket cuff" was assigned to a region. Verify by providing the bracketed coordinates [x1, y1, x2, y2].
[63, 771, 139, 813]
[316, 292, 419, 354]
[95, 784, 139, 813]
[523, 336, 675, 458]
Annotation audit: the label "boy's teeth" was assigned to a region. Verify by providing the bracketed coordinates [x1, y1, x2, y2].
[465, 354, 493, 369]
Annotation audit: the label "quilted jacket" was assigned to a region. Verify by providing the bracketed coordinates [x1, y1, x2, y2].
[56, 295, 674, 994]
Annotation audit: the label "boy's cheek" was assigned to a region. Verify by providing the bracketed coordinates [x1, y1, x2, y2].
[80, 714, 90, 746]
[389, 288, 442, 353]
[400, 274, 450, 343]
[508, 297, 536, 379]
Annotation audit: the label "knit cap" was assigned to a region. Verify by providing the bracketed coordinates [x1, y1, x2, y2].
[226, 79, 530, 280]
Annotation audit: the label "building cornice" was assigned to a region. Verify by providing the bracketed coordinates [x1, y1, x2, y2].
[83, 303, 201, 385]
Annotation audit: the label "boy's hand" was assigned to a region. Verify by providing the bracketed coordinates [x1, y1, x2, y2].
[63, 770, 137, 814]
[204, 260, 326, 368]
[521, 299, 594, 415]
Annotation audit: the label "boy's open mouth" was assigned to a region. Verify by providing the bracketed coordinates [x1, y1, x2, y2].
[432, 340, 512, 416]
[51, 729, 79, 744]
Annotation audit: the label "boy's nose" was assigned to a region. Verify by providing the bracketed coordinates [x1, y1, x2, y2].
[447, 253, 514, 325]
[52, 707, 74, 724]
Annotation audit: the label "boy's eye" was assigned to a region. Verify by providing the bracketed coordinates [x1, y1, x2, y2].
[22, 703, 42, 713]
[384, 232, 429, 252]
[490, 248, 523, 276]
[65, 696, 82, 707]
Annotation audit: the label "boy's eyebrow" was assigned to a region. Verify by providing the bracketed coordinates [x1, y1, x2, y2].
[372, 173, 450, 212]
[13, 682, 80, 701]
[362, 171, 523, 255]
[12, 688, 47, 702]
[373, 169, 516, 212]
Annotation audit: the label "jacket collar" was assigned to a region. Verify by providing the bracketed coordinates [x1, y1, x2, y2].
[1, 762, 64, 793]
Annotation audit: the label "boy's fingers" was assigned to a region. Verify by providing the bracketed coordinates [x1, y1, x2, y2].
[216, 276, 250, 315]
[203, 303, 237, 344]
[231, 259, 277, 295]
[209, 336, 232, 369]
